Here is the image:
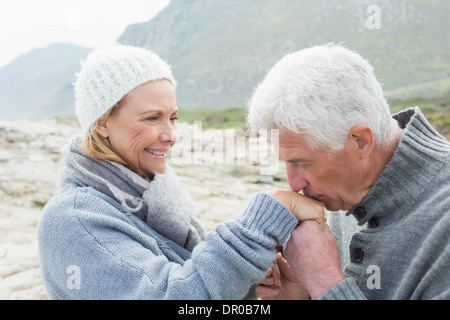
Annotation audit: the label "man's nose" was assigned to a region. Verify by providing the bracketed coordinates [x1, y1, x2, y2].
[286, 166, 309, 192]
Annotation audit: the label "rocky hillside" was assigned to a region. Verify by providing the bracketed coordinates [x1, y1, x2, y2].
[0, 1, 449, 120]
[0, 43, 91, 120]
[119, 0, 450, 109]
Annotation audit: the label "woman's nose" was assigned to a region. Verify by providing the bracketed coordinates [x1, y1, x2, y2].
[159, 122, 178, 144]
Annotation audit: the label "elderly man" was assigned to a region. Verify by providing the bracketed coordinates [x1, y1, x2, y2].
[248, 44, 450, 300]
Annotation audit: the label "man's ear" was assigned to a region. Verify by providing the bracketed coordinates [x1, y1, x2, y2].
[94, 117, 109, 138]
[348, 125, 374, 159]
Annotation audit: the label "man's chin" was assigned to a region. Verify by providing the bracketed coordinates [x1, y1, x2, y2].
[324, 202, 344, 212]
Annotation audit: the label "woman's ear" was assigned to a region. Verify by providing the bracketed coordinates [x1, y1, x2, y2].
[94, 117, 110, 138]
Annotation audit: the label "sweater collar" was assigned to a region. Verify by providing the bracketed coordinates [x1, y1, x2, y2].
[347, 107, 450, 225]
[59, 138, 206, 250]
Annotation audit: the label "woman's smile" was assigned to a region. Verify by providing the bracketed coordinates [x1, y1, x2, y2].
[144, 147, 169, 158]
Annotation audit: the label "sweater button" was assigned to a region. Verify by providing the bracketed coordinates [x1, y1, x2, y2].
[351, 248, 364, 262]
[368, 217, 379, 228]
[353, 207, 366, 220]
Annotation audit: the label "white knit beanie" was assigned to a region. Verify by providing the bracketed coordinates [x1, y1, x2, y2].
[74, 44, 176, 136]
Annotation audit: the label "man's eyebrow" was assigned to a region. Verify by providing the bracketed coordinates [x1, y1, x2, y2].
[286, 158, 310, 163]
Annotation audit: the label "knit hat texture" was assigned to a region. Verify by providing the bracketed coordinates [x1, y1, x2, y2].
[74, 44, 176, 135]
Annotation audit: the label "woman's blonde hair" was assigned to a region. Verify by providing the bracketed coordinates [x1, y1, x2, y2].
[79, 103, 130, 169]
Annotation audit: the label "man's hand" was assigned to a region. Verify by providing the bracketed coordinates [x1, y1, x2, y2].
[283, 220, 345, 300]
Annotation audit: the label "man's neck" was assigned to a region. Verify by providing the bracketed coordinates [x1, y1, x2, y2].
[368, 126, 404, 188]
[361, 124, 403, 199]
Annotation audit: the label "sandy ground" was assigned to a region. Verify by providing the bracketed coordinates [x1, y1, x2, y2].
[0, 119, 288, 299]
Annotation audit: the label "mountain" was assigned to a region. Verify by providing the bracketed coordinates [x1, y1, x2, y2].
[118, 0, 450, 109]
[0, 43, 90, 120]
[1, 0, 449, 120]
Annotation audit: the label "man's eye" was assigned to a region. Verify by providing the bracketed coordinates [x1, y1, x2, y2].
[297, 162, 311, 167]
[287, 161, 311, 168]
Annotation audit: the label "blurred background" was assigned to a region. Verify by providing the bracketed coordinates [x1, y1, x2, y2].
[0, 0, 449, 299]
[0, 0, 449, 137]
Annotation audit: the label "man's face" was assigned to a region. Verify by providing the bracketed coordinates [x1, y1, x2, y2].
[276, 130, 367, 211]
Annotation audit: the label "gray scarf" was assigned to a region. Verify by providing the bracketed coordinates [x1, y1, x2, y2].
[59, 138, 206, 251]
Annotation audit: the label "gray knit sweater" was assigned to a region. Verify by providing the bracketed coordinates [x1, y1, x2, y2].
[324, 107, 450, 300]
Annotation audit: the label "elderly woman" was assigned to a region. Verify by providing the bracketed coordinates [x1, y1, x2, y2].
[38, 44, 323, 300]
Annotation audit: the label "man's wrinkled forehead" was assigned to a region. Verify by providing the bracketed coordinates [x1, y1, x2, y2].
[272, 129, 313, 159]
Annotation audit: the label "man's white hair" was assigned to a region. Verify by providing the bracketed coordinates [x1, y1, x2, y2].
[247, 44, 399, 151]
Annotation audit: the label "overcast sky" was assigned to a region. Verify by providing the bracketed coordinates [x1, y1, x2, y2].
[0, 0, 170, 67]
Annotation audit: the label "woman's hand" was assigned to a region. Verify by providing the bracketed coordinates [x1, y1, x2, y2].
[266, 189, 325, 228]
[256, 250, 310, 300]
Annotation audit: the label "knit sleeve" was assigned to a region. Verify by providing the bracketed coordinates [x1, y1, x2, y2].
[143, 192, 298, 300]
[39, 188, 298, 299]
[317, 277, 367, 300]
[190, 192, 299, 299]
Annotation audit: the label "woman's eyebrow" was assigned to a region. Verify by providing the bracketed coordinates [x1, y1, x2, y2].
[139, 110, 162, 117]
[139, 108, 178, 117]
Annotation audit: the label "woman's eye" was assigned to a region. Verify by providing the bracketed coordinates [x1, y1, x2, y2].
[171, 117, 178, 122]
[147, 116, 159, 121]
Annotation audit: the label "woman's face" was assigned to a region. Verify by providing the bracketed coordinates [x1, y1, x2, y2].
[96, 79, 178, 177]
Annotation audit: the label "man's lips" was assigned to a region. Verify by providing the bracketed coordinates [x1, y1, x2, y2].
[303, 191, 323, 202]
[314, 195, 324, 202]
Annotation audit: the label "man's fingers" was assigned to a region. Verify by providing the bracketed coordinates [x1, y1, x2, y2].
[255, 285, 280, 300]
[257, 275, 275, 286]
